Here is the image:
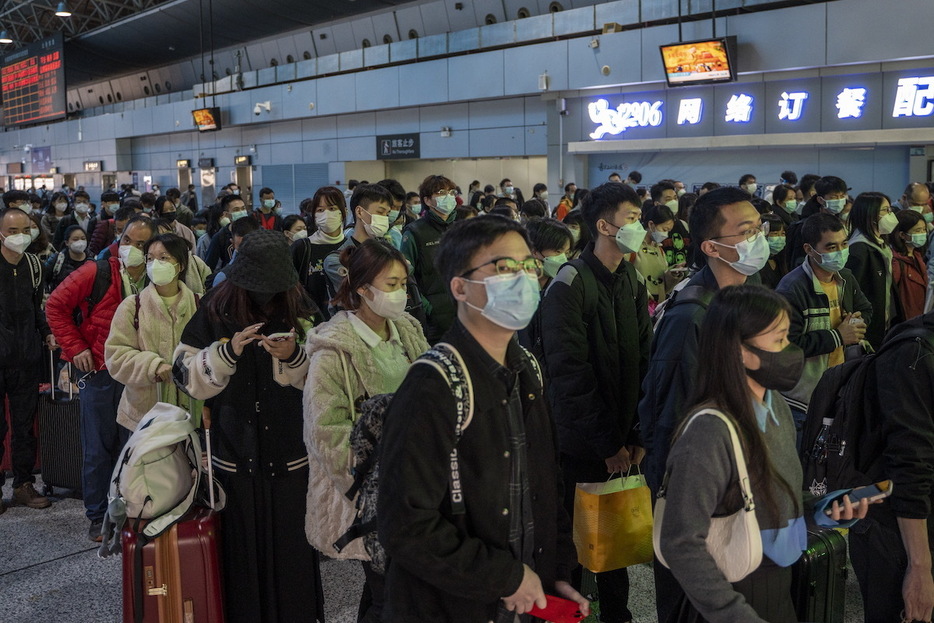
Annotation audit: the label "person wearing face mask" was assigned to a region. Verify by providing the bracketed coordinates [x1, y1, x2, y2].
[205, 216, 260, 291]
[41, 191, 70, 243]
[25, 210, 53, 260]
[499, 177, 525, 206]
[104, 234, 200, 434]
[561, 209, 590, 259]
[402, 191, 422, 226]
[757, 214, 790, 290]
[87, 191, 122, 256]
[46, 216, 156, 540]
[517, 218, 574, 361]
[786, 175, 850, 268]
[400, 175, 461, 344]
[173, 229, 323, 623]
[555, 182, 577, 221]
[899, 182, 933, 219]
[739, 173, 759, 198]
[165, 187, 193, 227]
[0, 207, 57, 514]
[379, 215, 589, 623]
[775, 213, 872, 443]
[770, 184, 800, 229]
[633, 204, 686, 309]
[539, 182, 651, 623]
[376, 179, 408, 250]
[253, 187, 283, 231]
[639, 187, 772, 622]
[304, 239, 428, 622]
[155, 196, 197, 250]
[324, 184, 394, 309]
[292, 187, 348, 321]
[657, 285, 869, 623]
[532, 183, 549, 212]
[845, 192, 903, 349]
[889, 209, 929, 322]
[44, 225, 91, 293]
[204, 194, 248, 270]
[92, 205, 135, 262]
[282, 214, 308, 244]
[196, 203, 229, 263]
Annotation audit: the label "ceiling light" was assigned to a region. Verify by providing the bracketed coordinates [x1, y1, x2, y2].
[55, 2, 71, 17]
[0, 31, 12, 44]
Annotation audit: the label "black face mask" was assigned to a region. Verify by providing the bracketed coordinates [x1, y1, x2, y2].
[248, 290, 276, 308]
[743, 342, 804, 392]
[163, 212, 177, 223]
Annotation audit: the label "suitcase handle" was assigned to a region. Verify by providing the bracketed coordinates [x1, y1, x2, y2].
[48, 349, 74, 402]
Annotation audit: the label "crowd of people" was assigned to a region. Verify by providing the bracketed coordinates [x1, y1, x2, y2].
[1, 168, 933, 623]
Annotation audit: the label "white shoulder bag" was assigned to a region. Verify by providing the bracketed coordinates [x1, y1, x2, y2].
[653, 408, 763, 583]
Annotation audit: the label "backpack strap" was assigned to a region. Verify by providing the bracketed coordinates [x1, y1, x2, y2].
[85, 258, 113, 317]
[518, 344, 543, 389]
[24, 252, 42, 291]
[51, 251, 66, 279]
[567, 258, 598, 320]
[413, 342, 474, 515]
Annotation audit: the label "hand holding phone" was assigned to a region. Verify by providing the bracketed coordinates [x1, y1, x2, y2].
[528, 595, 586, 623]
[823, 480, 893, 516]
[266, 331, 293, 342]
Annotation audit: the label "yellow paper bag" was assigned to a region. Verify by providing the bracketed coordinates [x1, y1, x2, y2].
[572, 469, 654, 573]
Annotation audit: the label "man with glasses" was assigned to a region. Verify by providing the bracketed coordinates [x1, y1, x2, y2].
[540, 182, 652, 623]
[639, 186, 770, 622]
[46, 215, 155, 542]
[379, 215, 588, 622]
[401, 175, 459, 344]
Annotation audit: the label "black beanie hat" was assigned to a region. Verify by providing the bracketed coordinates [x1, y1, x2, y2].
[224, 229, 298, 294]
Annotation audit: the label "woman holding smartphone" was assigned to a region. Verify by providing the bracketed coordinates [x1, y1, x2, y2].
[173, 229, 323, 623]
[657, 285, 870, 622]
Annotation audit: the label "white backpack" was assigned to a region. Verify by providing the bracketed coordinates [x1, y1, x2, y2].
[98, 401, 223, 556]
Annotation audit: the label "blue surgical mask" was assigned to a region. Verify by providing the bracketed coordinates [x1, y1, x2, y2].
[783, 200, 797, 213]
[464, 271, 541, 330]
[767, 236, 786, 255]
[824, 198, 846, 214]
[924, 213, 934, 224]
[387, 209, 400, 225]
[542, 253, 567, 279]
[263, 199, 276, 210]
[909, 233, 928, 247]
[434, 194, 456, 216]
[812, 247, 849, 273]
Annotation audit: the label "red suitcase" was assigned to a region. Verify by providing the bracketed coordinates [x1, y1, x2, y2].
[121, 506, 224, 623]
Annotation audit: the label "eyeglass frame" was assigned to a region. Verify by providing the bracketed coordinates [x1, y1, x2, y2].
[459, 256, 544, 278]
[709, 220, 770, 244]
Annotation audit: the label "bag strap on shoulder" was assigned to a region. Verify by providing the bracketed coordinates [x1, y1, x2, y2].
[25, 252, 42, 291]
[567, 258, 598, 319]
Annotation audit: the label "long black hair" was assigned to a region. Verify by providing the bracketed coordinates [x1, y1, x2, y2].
[681, 285, 799, 523]
[848, 191, 891, 245]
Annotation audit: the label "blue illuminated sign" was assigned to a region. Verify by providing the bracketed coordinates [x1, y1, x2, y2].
[778, 91, 808, 121]
[835, 87, 867, 119]
[677, 98, 704, 125]
[724, 93, 754, 123]
[588, 98, 664, 139]
[892, 76, 934, 118]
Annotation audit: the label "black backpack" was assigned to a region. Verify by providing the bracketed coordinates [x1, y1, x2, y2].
[801, 327, 933, 496]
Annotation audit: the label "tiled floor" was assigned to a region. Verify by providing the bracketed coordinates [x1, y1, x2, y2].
[1, 479, 866, 623]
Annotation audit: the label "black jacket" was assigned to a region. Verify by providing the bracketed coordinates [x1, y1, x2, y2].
[401, 212, 455, 343]
[540, 245, 651, 461]
[0, 251, 49, 367]
[864, 312, 934, 545]
[204, 224, 233, 270]
[638, 265, 721, 491]
[378, 320, 575, 622]
[846, 236, 903, 349]
[53, 213, 97, 250]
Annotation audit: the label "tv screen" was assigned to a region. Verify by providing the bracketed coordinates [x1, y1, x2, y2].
[660, 37, 737, 87]
[192, 107, 221, 132]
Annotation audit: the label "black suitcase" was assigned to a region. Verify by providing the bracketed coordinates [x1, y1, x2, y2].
[791, 527, 847, 623]
[37, 355, 83, 495]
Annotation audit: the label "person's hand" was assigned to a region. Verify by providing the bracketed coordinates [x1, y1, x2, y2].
[72, 349, 95, 373]
[828, 494, 871, 521]
[605, 446, 632, 474]
[45, 334, 58, 350]
[260, 330, 297, 361]
[154, 363, 173, 383]
[502, 564, 546, 615]
[230, 323, 264, 357]
[665, 263, 688, 278]
[627, 445, 646, 467]
[837, 313, 867, 345]
[902, 565, 934, 623]
[554, 580, 590, 618]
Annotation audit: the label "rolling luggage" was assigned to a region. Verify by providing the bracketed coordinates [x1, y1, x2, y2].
[121, 506, 224, 623]
[38, 354, 82, 495]
[791, 527, 847, 623]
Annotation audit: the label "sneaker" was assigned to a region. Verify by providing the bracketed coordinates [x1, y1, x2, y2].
[88, 519, 104, 543]
[12, 483, 51, 509]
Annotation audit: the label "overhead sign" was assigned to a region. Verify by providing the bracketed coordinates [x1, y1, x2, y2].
[176, 159, 191, 168]
[1, 33, 66, 127]
[585, 68, 934, 141]
[377, 134, 420, 160]
[234, 155, 251, 166]
[83, 160, 102, 172]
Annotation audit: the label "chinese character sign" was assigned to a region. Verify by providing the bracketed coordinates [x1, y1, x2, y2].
[836, 88, 867, 119]
[724, 94, 754, 123]
[778, 92, 808, 121]
[892, 77, 934, 117]
[677, 98, 704, 125]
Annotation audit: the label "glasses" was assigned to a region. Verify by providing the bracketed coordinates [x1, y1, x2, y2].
[710, 221, 770, 244]
[145, 255, 178, 264]
[460, 257, 543, 278]
[433, 189, 457, 197]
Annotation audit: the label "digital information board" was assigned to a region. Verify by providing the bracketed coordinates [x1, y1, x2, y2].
[1, 33, 65, 127]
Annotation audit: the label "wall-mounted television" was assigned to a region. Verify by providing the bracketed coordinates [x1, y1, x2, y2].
[660, 37, 737, 87]
[192, 107, 221, 132]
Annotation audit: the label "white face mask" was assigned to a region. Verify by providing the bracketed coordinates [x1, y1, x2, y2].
[54, 202, 67, 212]
[711, 231, 770, 276]
[119, 244, 145, 268]
[665, 199, 679, 212]
[434, 194, 456, 216]
[538, 191, 549, 201]
[146, 259, 178, 286]
[69, 240, 88, 254]
[651, 229, 669, 244]
[75, 203, 90, 215]
[362, 286, 408, 320]
[878, 212, 899, 235]
[29, 227, 39, 241]
[464, 271, 541, 330]
[361, 209, 389, 238]
[219, 216, 231, 227]
[745, 183, 758, 195]
[289, 229, 308, 241]
[611, 221, 647, 254]
[315, 209, 344, 234]
[1, 232, 32, 254]
[504, 186, 515, 196]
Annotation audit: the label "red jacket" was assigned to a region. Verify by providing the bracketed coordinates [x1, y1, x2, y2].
[45, 256, 125, 370]
[893, 249, 928, 321]
[88, 218, 115, 257]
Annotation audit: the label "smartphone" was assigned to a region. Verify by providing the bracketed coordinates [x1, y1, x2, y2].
[528, 595, 585, 623]
[266, 331, 292, 342]
[824, 480, 893, 515]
